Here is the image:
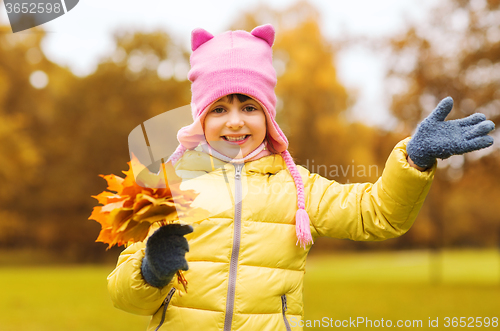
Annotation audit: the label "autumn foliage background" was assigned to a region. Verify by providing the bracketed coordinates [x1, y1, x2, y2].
[1, 0, 499, 265]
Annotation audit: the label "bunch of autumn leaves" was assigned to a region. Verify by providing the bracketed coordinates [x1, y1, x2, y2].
[89, 154, 208, 290]
[89, 154, 208, 247]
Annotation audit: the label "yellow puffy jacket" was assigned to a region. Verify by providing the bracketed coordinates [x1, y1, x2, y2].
[107, 138, 436, 331]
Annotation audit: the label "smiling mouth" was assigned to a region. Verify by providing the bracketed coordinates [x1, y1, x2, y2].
[222, 135, 250, 142]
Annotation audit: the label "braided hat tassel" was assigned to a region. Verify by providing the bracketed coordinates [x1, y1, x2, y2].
[281, 150, 313, 249]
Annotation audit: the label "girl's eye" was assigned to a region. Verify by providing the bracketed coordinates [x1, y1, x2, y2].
[212, 107, 225, 113]
[244, 106, 257, 112]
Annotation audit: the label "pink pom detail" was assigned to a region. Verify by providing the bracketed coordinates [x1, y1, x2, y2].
[295, 208, 313, 249]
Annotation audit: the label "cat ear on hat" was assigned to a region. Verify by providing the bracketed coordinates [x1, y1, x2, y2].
[191, 28, 214, 51]
[250, 24, 275, 47]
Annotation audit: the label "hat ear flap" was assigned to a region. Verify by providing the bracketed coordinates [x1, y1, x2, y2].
[250, 24, 275, 47]
[191, 28, 214, 51]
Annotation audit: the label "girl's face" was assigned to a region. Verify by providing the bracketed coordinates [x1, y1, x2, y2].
[203, 95, 267, 158]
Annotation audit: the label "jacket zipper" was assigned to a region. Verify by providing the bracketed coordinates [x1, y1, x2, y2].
[281, 294, 292, 331]
[154, 287, 176, 331]
[223, 163, 244, 331]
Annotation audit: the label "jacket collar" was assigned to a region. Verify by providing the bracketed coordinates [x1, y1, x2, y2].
[175, 150, 286, 175]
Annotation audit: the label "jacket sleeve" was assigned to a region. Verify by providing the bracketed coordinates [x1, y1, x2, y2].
[303, 137, 437, 241]
[107, 238, 175, 316]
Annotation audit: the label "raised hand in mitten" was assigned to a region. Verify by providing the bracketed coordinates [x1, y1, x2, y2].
[406, 97, 495, 169]
[141, 224, 193, 288]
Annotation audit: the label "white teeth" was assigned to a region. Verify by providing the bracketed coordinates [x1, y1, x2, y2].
[224, 135, 247, 141]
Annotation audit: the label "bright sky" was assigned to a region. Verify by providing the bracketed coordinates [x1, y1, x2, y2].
[0, 0, 436, 128]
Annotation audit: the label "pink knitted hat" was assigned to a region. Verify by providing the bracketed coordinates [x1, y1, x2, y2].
[167, 24, 313, 248]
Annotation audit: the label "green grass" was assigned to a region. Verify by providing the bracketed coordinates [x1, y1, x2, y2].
[0, 249, 499, 330]
[0, 265, 150, 331]
[303, 249, 500, 330]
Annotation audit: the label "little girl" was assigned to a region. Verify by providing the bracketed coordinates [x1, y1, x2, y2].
[107, 24, 494, 331]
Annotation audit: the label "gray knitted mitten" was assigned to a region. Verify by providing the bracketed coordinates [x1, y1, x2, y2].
[406, 97, 495, 169]
[141, 224, 193, 288]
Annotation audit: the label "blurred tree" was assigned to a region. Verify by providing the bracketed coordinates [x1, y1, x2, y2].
[0, 24, 191, 261]
[0, 26, 45, 202]
[0, 25, 51, 250]
[44, 28, 192, 260]
[382, 0, 500, 249]
[385, 0, 500, 135]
